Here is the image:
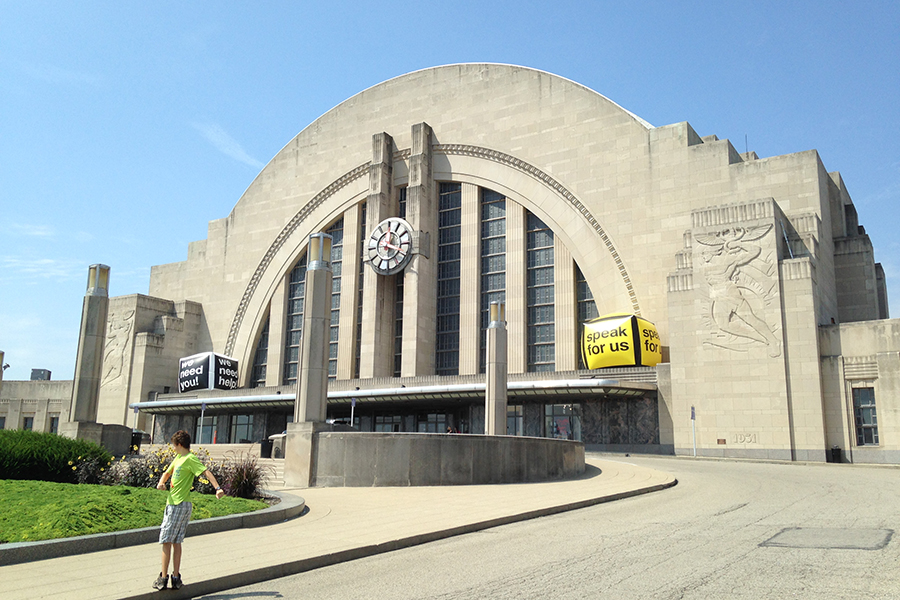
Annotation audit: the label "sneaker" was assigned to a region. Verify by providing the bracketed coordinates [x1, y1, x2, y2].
[152, 573, 168, 590]
[171, 574, 183, 590]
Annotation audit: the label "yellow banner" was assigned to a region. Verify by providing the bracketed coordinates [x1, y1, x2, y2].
[581, 314, 661, 369]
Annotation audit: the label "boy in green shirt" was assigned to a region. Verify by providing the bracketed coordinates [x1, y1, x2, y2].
[153, 430, 225, 591]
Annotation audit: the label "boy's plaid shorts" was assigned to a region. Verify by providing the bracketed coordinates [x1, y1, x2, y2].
[159, 501, 193, 544]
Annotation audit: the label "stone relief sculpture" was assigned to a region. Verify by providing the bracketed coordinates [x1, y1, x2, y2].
[695, 226, 782, 357]
[101, 309, 135, 388]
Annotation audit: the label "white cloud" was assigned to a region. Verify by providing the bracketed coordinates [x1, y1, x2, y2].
[0, 256, 85, 284]
[190, 121, 265, 169]
[5, 223, 56, 238]
[12, 59, 101, 86]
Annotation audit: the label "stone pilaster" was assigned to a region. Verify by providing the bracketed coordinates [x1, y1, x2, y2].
[401, 123, 437, 376]
[506, 201, 526, 373]
[337, 205, 362, 380]
[265, 277, 288, 387]
[459, 182, 480, 375]
[779, 257, 827, 461]
[554, 240, 576, 371]
[360, 132, 396, 378]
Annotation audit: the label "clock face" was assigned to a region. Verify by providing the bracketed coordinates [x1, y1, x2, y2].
[367, 217, 413, 275]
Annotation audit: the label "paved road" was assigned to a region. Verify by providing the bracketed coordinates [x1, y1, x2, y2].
[199, 456, 900, 600]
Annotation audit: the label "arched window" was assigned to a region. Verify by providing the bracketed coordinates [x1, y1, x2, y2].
[282, 254, 307, 385]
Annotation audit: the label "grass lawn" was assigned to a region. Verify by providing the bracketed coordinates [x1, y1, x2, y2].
[0, 480, 268, 543]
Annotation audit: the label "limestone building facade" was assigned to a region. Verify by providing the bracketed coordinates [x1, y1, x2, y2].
[3, 64, 895, 463]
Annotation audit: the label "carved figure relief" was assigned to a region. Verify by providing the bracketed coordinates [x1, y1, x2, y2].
[695, 226, 781, 357]
[101, 309, 135, 388]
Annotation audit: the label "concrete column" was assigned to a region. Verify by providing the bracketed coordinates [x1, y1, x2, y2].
[69, 264, 110, 423]
[265, 277, 288, 387]
[485, 302, 508, 435]
[554, 241, 577, 371]
[402, 123, 437, 377]
[295, 233, 334, 424]
[506, 202, 526, 373]
[285, 232, 336, 488]
[360, 132, 396, 378]
[458, 182, 480, 376]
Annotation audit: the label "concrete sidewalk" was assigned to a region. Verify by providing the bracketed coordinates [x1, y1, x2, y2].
[0, 456, 676, 600]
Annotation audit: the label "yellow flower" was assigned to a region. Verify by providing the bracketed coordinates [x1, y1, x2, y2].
[72, 466, 77, 471]
[68, 460, 73, 466]
[100, 468, 104, 472]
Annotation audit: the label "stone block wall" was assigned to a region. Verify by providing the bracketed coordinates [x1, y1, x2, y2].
[312, 432, 584, 487]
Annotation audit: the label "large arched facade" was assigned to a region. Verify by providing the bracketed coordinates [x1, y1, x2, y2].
[75, 64, 897, 464]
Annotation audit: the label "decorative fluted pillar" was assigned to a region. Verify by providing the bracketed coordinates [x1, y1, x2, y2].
[285, 233, 334, 487]
[295, 233, 334, 424]
[70, 264, 110, 423]
[485, 301, 508, 435]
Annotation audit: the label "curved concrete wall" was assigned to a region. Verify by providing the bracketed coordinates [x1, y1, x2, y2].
[312, 432, 585, 487]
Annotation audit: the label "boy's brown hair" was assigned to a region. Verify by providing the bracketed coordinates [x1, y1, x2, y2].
[170, 430, 192, 450]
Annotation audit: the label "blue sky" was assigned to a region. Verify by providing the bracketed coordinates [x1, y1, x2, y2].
[1, 2, 898, 381]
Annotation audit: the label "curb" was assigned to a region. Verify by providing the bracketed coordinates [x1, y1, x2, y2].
[118, 476, 678, 600]
[0, 490, 306, 567]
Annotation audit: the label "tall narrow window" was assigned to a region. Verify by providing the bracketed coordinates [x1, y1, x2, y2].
[480, 189, 506, 373]
[250, 316, 269, 388]
[22, 416, 34, 431]
[394, 276, 404, 377]
[282, 254, 307, 385]
[853, 387, 879, 445]
[526, 212, 555, 371]
[393, 187, 407, 377]
[355, 206, 366, 379]
[327, 218, 344, 379]
[49, 415, 60, 434]
[575, 264, 599, 369]
[436, 182, 461, 376]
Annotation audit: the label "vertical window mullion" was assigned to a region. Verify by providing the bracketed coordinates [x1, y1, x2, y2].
[480, 189, 506, 373]
[327, 218, 344, 380]
[282, 254, 307, 385]
[436, 183, 461, 376]
[527, 212, 555, 372]
[250, 316, 270, 388]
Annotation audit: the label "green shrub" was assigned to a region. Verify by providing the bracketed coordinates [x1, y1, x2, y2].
[220, 452, 272, 499]
[102, 445, 228, 496]
[0, 430, 112, 483]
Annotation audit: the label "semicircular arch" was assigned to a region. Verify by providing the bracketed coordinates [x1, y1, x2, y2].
[432, 144, 640, 316]
[227, 144, 641, 377]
